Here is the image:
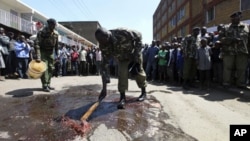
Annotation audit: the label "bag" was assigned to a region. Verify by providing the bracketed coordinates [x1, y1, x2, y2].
[71, 52, 79, 61]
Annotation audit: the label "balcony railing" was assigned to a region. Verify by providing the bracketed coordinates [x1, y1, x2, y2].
[0, 8, 33, 34]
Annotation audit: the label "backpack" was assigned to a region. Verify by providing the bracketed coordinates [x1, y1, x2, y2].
[71, 52, 79, 61]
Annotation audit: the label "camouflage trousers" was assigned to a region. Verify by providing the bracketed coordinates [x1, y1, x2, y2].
[183, 57, 197, 81]
[118, 55, 147, 93]
[40, 51, 55, 87]
[223, 54, 248, 87]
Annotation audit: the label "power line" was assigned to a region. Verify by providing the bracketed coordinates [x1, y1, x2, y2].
[77, 0, 95, 19]
[73, 0, 89, 20]
[54, 0, 79, 21]
[48, 0, 66, 20]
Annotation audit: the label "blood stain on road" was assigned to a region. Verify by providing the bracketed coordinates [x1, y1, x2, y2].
[0, 84, 197, 141]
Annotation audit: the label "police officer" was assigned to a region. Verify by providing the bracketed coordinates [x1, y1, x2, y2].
[95, 27, 147, 109]
[219, 11, 249, 88]
[35, 18, 59, 92]
[182, 27, 201, 90]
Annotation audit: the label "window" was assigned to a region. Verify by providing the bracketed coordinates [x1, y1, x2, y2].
[171, 16, 176, 27]
[241, 0, 250, 11]
[206, 7, 215, 22]
[180, 26, 186, 37]
[177, 7, 185, 23]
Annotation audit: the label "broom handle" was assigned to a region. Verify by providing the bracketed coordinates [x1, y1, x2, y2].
[80, 101, 100, 121]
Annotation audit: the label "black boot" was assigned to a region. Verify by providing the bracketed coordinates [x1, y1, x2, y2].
[137, 87, 146, 102]
[117, 92, 126, 109]
[182, 80, 190, 90]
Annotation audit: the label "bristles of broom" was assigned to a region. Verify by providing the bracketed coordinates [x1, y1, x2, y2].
[61, 101, 100, 136]
[61, 116, 91, 136]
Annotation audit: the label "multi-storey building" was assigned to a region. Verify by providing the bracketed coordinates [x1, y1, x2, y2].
[153, 0, 250, 42]
[59, 21, 101, 46]
[0, 0, 96, 47]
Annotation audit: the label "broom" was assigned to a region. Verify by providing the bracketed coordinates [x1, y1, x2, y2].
[61, 101, 101, 136]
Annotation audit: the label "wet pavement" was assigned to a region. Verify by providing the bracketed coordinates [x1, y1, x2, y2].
[0, 84, 197, 141]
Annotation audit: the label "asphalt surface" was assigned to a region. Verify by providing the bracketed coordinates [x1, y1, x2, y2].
[0, 76, 249, 141]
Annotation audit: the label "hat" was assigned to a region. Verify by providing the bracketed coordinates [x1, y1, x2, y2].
[47, 18, 57, 24]
[192, 27, 200, 31]
[230, 11, 242, 18]
[7, 32, 14, 36]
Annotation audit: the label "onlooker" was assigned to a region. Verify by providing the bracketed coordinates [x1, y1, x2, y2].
[79, 46, 87, 76]
[95, 47, 102, 75]
[0, 27, 10, 79]
[145, 40, 159, 81]
[171, 42, 179, 83]
[196, 38, 212, 90]
[15, 35, 31, 79]
[211, 41, 223, 84]
[157, 43, 168, 83]
[6, 32, 18, 79]
[70, 46, 79, 75]
[176, 44, 184, 85]
[58, 43, 69, 76]
[0, 43, 5, 81]
[142, 44, 149, 71]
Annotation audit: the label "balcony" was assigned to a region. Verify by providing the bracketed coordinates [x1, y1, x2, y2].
[0, 8, 33, 35]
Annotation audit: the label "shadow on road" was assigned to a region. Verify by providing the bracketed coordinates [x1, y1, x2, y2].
[5, 88, 43, 97]
[167, 84, 250, 103]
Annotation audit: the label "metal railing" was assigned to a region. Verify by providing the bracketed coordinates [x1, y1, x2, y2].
[0, 8, 33, 34]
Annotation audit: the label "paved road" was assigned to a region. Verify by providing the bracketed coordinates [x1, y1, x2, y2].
[0, 76, 249, 141]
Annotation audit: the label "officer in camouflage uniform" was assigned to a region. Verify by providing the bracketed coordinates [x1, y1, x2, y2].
[182, 27, 201, 90]
[95, 27, 147, 109]
[35, 18, 59, 92]
[219, 11, 250, 88]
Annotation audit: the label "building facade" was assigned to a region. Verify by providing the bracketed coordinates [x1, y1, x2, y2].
[153, 0, 250, 42]
[0, 0, 96, 47]
[59, 21, 101, 46]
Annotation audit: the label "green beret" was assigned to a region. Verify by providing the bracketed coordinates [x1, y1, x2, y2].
[47, 18, 56, 24]
[230, 11, 242, 18]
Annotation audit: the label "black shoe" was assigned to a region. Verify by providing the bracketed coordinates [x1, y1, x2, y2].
[117, 92, 126, 109]
[47, 86, 55, 90]
[117, 99, 126, 109]
[182, 85, 190, 90]
[137, 92, 146, 102]
[43, 86, 50, 92]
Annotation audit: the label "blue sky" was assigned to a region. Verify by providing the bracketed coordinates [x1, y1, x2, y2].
[20, 0, 160, 44]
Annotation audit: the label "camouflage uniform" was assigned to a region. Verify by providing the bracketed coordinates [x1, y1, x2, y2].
[35, 26, 58, 88]
[182, 34, 200, 87]
[99, 28, 147, 93]
[219, 22, 250, 87]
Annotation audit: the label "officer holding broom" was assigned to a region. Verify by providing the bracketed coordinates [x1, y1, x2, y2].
[35, 18, 59, 92]
[95, 27, 147, 109]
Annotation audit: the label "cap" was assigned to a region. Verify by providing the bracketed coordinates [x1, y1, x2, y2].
[47, 18, 57, 24]
[230, 11, 242, 18]
[7, 32, 14, 36]
[192, 27, 200, 31]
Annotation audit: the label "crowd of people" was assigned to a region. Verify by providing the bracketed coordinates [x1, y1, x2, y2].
[1, 11, 250, 93]
[143, 11, 250, 90]
[0, 26, 110, 82]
